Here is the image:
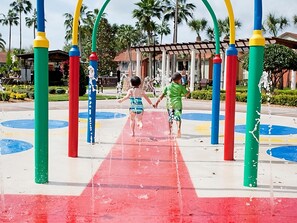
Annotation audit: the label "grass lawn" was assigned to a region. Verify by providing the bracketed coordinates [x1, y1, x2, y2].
[48, 94, 118, 101]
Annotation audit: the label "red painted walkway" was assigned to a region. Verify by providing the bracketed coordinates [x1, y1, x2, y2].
[1, 111, 297, 222]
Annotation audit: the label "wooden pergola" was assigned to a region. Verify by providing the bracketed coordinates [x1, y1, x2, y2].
[132, 37, 297, 54]
[131, 37, 297, 91]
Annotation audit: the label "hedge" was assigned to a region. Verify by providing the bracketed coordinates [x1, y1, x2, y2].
[191, 90, 297, 107]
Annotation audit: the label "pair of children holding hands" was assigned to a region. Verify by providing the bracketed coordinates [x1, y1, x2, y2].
[118, 73, 190, 137]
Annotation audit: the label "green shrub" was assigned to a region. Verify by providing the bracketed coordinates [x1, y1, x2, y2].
[191, 90, 213, 100]
[236, 92, 247, 102]
[10, 92, 16, 99]
[274, 89, 297, 95]
[0, 92, 10, 101]
[261, 94, 268, 103]
[28, 92, 34, 99]
[270, 94, 297, 106]
[236, 89, 248, 94]
[15, 93, 26, 100]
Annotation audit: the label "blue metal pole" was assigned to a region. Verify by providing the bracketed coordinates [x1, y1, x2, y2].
[87, 53, 98, 143]
[211, 55, 222, 144]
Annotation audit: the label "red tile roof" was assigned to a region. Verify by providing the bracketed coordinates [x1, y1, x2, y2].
[114, 49, 138, 62]
[278, 32, 297, 41]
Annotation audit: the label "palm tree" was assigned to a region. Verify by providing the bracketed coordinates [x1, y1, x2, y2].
[163, 0, 195, 74]
[218, 17, 242, 40]
[163, 0, 196, 43]
[293, 15, 297, 26]
[206, 27, 215, 41]
[64, 4, 95, 60]
[188, 18, 208, 41]
[63, 12, 74, 43]
[188, 18, 208, 81]
[132, 0, 163, 44]
[10, 0, 32, 51]
[132, 0, 163, 77]
[25, 8, 37, 39]
[263, 13, 289, 37]
[0, 33, 6, 51]
[0, 10, 19, 52]
[117, 25, 142, 75]
[157, 20, 171, 44]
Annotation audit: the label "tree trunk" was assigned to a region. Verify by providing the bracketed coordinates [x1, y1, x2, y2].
[19, 11, 22, 52]
[196, 36, 202, 83]
[9, 25, 12, 52]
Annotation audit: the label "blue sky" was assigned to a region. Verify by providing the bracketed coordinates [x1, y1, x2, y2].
[1, 0, 297, 51]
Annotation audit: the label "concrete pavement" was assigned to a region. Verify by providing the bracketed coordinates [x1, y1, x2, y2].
[1, 92, 297, 222]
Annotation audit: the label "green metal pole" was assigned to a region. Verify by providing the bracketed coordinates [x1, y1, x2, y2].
[244, 30, 265, 187]
[34, 32, 49, 184]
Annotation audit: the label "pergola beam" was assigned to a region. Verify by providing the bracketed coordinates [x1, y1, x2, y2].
[132, 37, 295, 54]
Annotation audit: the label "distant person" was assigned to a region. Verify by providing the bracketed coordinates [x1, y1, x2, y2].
[154, 72, 190, 138]
[118, 76, 154, 137]
[181, 69, 188, 87]
[117, 69, 121, 83]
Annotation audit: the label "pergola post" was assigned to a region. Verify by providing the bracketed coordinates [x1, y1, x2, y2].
[166, 54, 170, 82]
[190, 49, 196, 92]
[136, 49, 141, 77]
[291, 70, 296, 90]
[161, 49, 166, 89]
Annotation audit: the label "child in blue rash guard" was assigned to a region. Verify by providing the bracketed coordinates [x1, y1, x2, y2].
[155, 72, 190, 138]
[118, 76, 154, 136]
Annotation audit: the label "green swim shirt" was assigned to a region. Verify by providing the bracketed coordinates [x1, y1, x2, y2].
[163, 82, 188, 110]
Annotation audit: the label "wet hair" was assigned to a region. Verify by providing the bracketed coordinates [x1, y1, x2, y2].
[171, 72, 182, 82]
[130, 76, 141, 87]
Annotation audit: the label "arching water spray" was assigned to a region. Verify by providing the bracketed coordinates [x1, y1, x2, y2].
[260, 71, 275, 214]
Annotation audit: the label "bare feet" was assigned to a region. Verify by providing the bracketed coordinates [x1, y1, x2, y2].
[131, 132, 135, 137]
[176, 131, 181, 138]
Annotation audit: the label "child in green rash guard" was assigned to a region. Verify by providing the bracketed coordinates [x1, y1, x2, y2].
[154, 72, 190, 138]
[118, 76, 154, 137]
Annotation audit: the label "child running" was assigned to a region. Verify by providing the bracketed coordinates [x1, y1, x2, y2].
[118, 76, 154, 137]
[154, 72, 190, 138]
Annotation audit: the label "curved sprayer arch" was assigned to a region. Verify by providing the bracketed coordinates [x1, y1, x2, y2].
[92, 0, 111, 52]
[201, 0, 222, 144]
[201, 0, 220, 55]
[72, 0, 83, 46]
[224, 0, 236, 45]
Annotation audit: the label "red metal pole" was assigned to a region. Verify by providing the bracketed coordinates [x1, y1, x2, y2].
[68, 46, 80, 157]
[224, 45, 238, 160]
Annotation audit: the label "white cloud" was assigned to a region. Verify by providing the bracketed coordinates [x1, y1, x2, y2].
[1, 0, 296, 51]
